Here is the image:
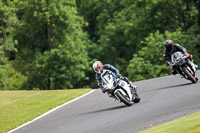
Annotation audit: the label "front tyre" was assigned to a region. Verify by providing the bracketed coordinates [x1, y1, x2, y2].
[115, 90, 133, 106]
[182, 67, 197, 83]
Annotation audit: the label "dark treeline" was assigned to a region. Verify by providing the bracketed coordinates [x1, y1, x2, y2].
[0, 0, 200, 90]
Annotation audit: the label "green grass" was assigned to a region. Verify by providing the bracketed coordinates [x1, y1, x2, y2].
[141, 111, 200, 133]
[0, 89, 91, 133]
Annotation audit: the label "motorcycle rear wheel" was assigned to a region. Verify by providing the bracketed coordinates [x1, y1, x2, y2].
[133, 93, 141, 103]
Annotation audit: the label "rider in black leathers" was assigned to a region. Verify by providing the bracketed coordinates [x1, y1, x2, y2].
[163, 40, 198, 75]
[92, 61, 136, 93]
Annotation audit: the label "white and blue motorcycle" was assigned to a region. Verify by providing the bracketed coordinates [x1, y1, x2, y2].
[101, 70, 140, 106]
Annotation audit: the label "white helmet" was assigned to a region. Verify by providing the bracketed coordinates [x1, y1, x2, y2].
[93, 61, 103, 73]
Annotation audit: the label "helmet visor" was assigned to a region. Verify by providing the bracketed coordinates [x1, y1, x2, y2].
[165, 44, 172, 50]
[95, 66, 100, 72]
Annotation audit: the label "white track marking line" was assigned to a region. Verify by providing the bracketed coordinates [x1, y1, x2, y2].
[8, 89, 96, 133]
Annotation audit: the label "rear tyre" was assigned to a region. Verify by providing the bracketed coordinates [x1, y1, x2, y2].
[133, 93, 141, 103]
[195, 77, 198, 82]
[115, 90, 133, 106]
[182, 67, 196, 83]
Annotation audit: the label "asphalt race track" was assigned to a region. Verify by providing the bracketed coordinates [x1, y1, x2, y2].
[11, 71, 200, 133]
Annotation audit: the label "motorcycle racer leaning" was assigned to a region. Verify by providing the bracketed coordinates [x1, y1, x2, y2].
[92, 61, 137, 93]
[163, 40, 198, 77]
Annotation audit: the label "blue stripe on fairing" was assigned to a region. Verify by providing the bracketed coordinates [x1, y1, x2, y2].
[111, 73, 115, 77]
[103, 77, 109, 84]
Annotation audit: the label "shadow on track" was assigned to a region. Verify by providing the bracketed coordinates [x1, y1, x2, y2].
[141, 82, 193, 93]
[155, 82, 193, 91]
[81, 105, 127, 115]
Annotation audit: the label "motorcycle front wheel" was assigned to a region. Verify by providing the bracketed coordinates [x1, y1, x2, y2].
[182, 67, 197, 83]
[115, 90, 133, 106]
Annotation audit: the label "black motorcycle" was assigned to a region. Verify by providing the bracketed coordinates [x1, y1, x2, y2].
[171, 52, 198, 83]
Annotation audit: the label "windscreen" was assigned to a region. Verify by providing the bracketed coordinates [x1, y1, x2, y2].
[171, 52, 184, 63]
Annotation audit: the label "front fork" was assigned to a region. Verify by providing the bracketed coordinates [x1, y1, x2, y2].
[187, 60, 196, 77]
[114, 88, 133, 102]
[178, 65, 195, 79]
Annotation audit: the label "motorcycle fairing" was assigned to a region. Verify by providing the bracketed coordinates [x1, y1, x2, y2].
[118, 80, 133, 101]
[101, 69, 133, 101]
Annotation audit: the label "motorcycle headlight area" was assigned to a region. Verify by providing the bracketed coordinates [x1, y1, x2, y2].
[107, 82, 114, 90]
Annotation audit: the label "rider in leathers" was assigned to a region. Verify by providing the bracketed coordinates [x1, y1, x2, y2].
[93, 61, 136, 93]
[163, 40, 198, 76]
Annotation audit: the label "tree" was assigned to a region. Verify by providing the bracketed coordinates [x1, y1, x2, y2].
[0, 0, 25, 90]
[0, 0, 19, 59]
[14, 0, 89, 89]
[127, 31, 169, 81]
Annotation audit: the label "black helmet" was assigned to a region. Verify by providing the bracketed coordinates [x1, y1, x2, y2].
[164, 40, 173, 50]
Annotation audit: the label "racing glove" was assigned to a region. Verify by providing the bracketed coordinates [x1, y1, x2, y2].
[184, 52, 189, 57]
[116, 74, 121, 78]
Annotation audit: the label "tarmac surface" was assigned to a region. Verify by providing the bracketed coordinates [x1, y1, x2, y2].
[12, 71, 200, 133]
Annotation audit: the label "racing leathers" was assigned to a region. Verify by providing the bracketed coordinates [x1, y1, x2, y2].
[163, 44, 196, 74]
[96, 64, 135, 93]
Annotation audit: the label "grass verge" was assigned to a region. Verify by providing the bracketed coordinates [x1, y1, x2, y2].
[0, 89, 91, 133]
[141, 111, 200, 133]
